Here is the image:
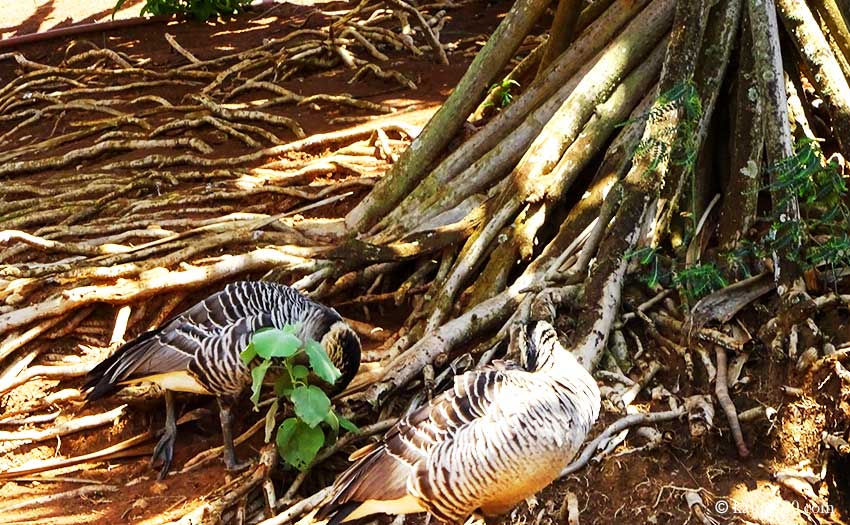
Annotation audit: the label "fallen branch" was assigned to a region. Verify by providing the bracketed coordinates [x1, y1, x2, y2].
[714, 346, 750, 457]
[560, 407, 685, 476]
[0, 484, 118, 514]
[0, 405, 126, 445]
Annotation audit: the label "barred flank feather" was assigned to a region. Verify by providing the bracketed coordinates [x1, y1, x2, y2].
[314, 321, 600, 525]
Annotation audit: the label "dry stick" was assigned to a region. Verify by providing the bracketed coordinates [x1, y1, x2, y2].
[384, 0, 448, 64]
[192, 95, 305, 138]
[0, 405, 125, 444]
[350, 63, 417, 89]
[99, 121, 419, 170]
[345, 0, 552, 231]
[651, 0, 742, 244]
[374, 0, 654, 237]
[260, 487, 332, 525]
[0, 484, 119, 514]
[0, 410, 55, 426]
[574, 0, 711, 369]
[559, 407, 685, 476]
[164, 33, 201, 64]
[777, 0, 850, 160]
[717, 15, 764, 247]
[298, 94, 395, 113]
[0, 230, 122, 256]
[714, 346, 749, 457]
[0, 389, 83, 421]
[0, 315, 66, 362]
[172, 446, 277, 525]
[0, 346, 43, 394]
[651, 312, 745, 351]
[424, 8, 673, 332]
[63, 48, 133, 68]
[0, 361, 96, 395]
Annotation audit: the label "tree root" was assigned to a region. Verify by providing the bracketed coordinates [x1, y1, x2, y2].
[0, 405, 126, 446]
[560, 407, 685, 476]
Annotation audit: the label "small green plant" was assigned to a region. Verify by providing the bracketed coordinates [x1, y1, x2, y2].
[762, 138, 850, 276]
[241, 325, 357, 471]
[721, 240, 766, 279]
[626, 246, 664, 288]
[627, 81, 703, 178]
[483, 79, 520, 110]
[673, 263, 729, 301]
[114, 0, 251, 21]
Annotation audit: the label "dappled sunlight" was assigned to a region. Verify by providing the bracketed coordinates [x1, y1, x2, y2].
[0, 0, 145, 40]
[725, 480, 812, 525]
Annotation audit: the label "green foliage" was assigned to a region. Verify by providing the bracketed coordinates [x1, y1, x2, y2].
[113, 0, 251, 21]
[625, 247, 664, 288]
[241, 325, 357, 471]
[673, 263, 728, 301]
[483, 79, 520, 110]
[628, 81, 703, 178]
[762, 138, 850, 276]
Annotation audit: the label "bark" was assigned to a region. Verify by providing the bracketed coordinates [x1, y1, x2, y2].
[536, 0, 584, 77]
[372, 0, 656, 239]
[810, 0, 850, 76]
[718, 14, 764, 247]
[425, 6, 673, 330]
[776, 0, 850, 160]
[575, 0, 712, 369]
[479, 40, 667, 293]
[344, 0, 551, 232]
[652, 0, 741, 246]
[749, 0, 805, 297]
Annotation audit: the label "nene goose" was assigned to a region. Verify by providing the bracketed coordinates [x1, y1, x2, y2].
[85, 281, 361, 478]
[311, 321, 600, 525]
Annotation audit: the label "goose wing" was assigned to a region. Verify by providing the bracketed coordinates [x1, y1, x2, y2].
[315, 367, 513, 524]
[84, 282, 278, 398]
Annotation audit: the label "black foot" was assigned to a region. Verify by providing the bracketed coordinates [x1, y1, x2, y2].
[152, 390, 178, 480]
[223, 456, 252, 472]
[151, 428, 176, 480]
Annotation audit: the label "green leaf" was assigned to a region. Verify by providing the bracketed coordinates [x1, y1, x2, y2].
[291, 365, 310, 380]
[304, 340, 342, 385]
[249, 359, 272, 407]
[291, 385, 331, 428]
[240, 344, 258, 367]
[264, 399, 279, 443]
[281, 323, 300, 336]
[338, 414, 359, 433]
[252, 329, 302, 359]
[274, 374, 293, 397]
[276, 418, 324, 471]
[324, 411, 339, 434]
[112, 0, 127, 19]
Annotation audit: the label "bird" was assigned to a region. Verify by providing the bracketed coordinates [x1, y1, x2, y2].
[309, 320, 600, 525]
[84, 281, 361, 478]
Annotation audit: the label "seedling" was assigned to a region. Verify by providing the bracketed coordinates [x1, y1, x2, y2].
[241, 324, 357, 471]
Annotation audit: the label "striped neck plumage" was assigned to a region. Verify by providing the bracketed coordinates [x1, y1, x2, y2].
[524, 321, 601, 421]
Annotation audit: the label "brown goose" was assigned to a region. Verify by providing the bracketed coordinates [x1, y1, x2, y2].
[85, 281, 361, 478]
[310, 321, 600, 525]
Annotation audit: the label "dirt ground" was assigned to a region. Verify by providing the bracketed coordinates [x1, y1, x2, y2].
[1, 1, 849, 525]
